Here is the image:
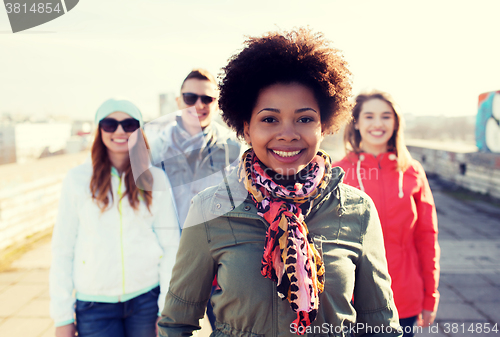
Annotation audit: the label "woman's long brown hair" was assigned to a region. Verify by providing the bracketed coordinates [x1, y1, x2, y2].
[90, 127, 153, 212]
[344, 90, 413, 171]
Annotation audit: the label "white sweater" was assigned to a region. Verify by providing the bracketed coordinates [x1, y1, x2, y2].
[49, 160, 180, 326]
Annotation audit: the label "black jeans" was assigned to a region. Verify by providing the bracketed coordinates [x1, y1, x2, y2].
[399, 315, 417, 337]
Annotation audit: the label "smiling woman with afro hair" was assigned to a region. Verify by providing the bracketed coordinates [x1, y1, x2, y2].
[219, 28, 352, 139]
[158, 28, 402, 337]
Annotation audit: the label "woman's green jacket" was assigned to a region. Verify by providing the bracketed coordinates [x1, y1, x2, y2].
[159, 167, 402, 337]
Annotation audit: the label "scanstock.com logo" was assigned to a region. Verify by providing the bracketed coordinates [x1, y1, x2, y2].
[3, 0, 78, 33]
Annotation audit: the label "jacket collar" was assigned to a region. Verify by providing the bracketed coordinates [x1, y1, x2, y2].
[110, 166, 121, 178]
[347, 151, 398, 169]
[85, 156, 125, 179]
[345, 151, 404, 198]
[159, 118, 231, 154]
[207, 162, 346, 223]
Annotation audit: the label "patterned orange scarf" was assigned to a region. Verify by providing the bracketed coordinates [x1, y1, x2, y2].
[239, 149, 331, 334]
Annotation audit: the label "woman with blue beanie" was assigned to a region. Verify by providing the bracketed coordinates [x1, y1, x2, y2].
[50, 98, 180, 337]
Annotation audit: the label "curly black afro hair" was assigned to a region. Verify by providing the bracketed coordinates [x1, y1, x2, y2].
[219, 28, 352, 139]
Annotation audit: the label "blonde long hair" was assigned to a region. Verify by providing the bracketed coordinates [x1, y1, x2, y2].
[344, 90, 412, 171]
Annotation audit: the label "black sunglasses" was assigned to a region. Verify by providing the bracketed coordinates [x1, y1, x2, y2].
[99, 118, 140, 133]
[182, 93, 216, 106]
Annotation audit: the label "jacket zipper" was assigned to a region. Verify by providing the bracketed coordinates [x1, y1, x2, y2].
[117, 174, 126, 296]
[199, 142, 226, 174]
[273, 282, 278, 337]
[230, 213, 277, 335]
[378, 159, 387, 227]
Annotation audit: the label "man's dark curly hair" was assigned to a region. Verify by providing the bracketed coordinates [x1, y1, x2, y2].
[219, 28, 352, 139]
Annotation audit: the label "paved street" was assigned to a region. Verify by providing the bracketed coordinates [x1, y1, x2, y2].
[0, 178, 499, 336]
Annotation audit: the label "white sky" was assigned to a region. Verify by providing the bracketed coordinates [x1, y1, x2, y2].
[1, 0, 499, 121]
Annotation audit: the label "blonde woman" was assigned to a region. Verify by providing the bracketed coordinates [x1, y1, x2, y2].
[334, 90, 440, 337]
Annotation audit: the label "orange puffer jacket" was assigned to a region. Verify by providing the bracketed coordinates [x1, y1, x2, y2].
[334, 151, 440, 319]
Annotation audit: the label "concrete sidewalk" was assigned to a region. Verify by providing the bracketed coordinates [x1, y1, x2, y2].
[0, 179, 499, 336]
[0, 238, 212, 337]
[0, 236, 52, 336]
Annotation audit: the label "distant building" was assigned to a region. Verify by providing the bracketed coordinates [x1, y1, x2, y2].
[144, 93, 179, 144]
[71, 120, 92, 137]
[0, 123, 16, 165]
[65, 136, 89, 154]
[15, 123, 73, 163]
[0, 122, 76, 165]
[404, 114, 475, 144]
[159, 92, 177, 117]
[67, 121, 92, 154]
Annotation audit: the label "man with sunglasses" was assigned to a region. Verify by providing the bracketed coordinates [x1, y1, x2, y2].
[151, 69, 241, 330]
[151, 69, 241, 225]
